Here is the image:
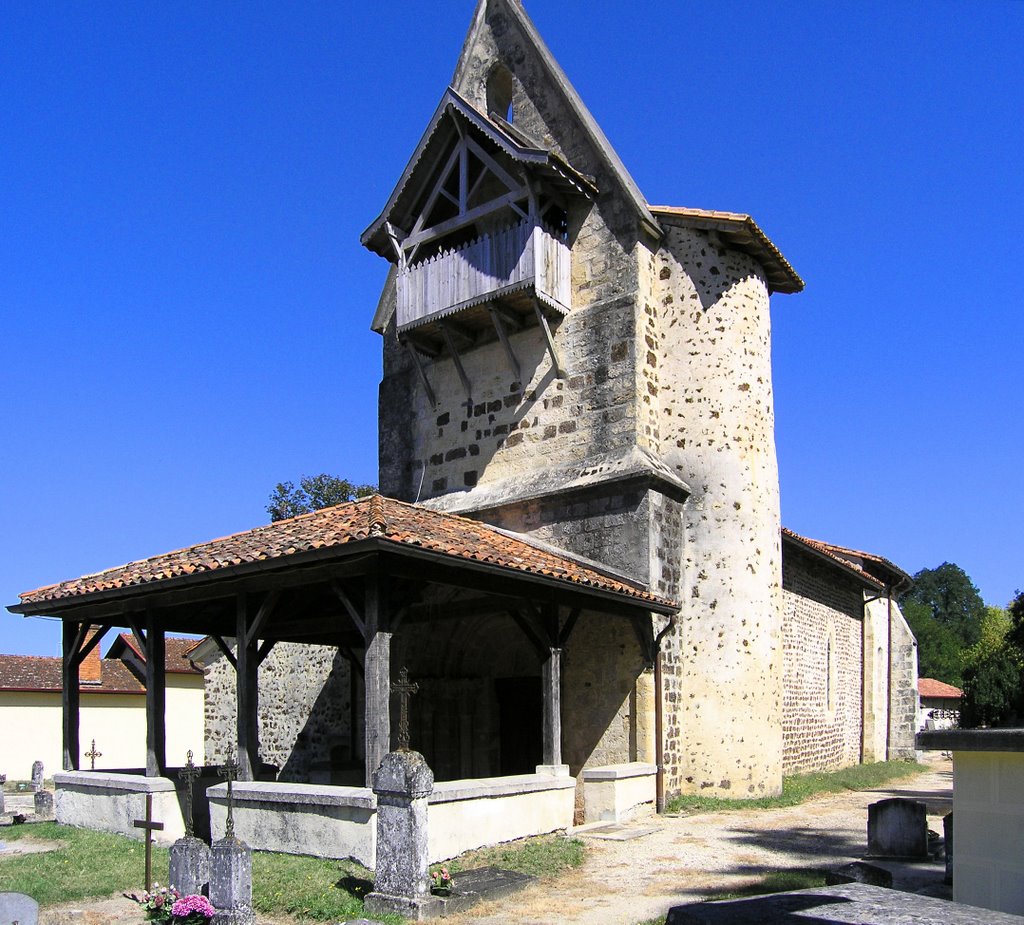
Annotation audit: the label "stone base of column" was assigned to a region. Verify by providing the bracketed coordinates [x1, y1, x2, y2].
[364, 891, 444, 921]
[209, 836, 254, 925]
[170, 835, 211, 896]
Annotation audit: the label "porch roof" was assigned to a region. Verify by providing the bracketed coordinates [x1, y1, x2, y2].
[10, 494, 677, 621]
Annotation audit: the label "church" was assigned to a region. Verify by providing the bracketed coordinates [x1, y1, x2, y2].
[10, 0, 917, 853]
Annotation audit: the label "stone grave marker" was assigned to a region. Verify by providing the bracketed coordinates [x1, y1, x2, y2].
[0, 891, 39, 925]
[363, 749, 440, 921]
[0, 773, 6, 815]
[170, 750, 210, 897]
[31, 791, 53, 819]
[30, 762, 43, 793]
[867, 797, 928, 858]
[943, 812, 953, 885]
[209, 756, 254, 925]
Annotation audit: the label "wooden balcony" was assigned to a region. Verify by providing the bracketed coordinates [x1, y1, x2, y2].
[396, 221, 570, 336]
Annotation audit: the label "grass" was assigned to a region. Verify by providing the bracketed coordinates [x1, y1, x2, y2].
[440, 833, 586, 879]
[665, 760, 928, 815]
[0, 823, 581, 921]
[0, 823, 400, 922]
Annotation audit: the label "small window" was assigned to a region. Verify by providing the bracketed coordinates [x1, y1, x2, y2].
[486, 65, 515, 124]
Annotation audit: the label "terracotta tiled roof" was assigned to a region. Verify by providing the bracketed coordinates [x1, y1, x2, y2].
[112, 633, 203, 675]
[650, 205, 803, 294]
[782, 528, 888, 591]
[919, 678, 963, 699]
[16, 495, 676, 612]
[0, 654, 144, 694]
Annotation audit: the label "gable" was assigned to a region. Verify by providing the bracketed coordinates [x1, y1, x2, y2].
[450, 0, 660, 239]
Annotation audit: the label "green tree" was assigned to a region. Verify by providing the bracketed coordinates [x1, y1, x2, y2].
[960, 594, 1024, 728]
[899, 562, 987, 685]
[267, 474, 377, 522]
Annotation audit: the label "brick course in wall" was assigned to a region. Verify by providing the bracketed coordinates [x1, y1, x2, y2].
[781, 544, 864, 775]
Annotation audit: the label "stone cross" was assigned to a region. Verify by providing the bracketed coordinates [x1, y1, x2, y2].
[178, 750, 201, 838]
[218, 755, 239, 839]
[132, 793, 165, 892]
[391, 666, 419, 751]
[85, 739, 102, 770]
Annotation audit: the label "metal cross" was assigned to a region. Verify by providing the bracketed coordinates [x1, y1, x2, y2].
[85, 739, 102, 770]
[391, 666, 419, 751]
[178, 749, 201, 838]
[132, 793, 164, 892]
[218, 754, 239, 839]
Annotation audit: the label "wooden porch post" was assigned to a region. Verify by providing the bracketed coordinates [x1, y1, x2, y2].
[363, 572, 391, 782]
[236, 593, 260, 781]
[62, 621, 81, 771]
[144, 610, 166, 777]
[541, 647, 563, 767]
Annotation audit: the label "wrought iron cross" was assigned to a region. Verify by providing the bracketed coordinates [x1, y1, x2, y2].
[85, 739, 102, 770]
[178, 750, 201, 838]
[132, 793, 164, 892]
[391, 666, 419, 750]
[218, 754, 239, 839]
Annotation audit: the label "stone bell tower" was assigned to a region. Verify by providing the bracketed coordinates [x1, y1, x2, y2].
[362, 0, 802, 797]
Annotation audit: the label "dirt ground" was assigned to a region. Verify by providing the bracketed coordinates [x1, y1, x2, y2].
[20, 757, 952, 925]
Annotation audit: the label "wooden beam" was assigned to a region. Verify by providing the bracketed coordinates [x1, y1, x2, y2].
[144, 610, 166, 777]
[363, 568, 391, 782]
[534, 300, 564, 378]
[507, 607, 548, 661]
[62, 621, 81, 771]
[441, 322, 473, 404]
[256, 638, 276, 666]
[489, 308, 521, 381]
[245, 590, 279, 648]
[541, 646, 563, 766]
[331, 581, 366, 639]
[73, 623, 112, 666]
[559, 607, 582, 647]
[402, 186, 528, 251]
[403, 340, 437, 408]
[211, 634, 237, 670]
[235, 594, 260, 781]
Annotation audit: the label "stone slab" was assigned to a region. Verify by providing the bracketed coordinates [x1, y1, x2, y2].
[433, 866, 534, 915]
[581, 762, 657, 781]
[918, 729, 1024, 753]
[665, 883, 1024, 924]
[575, 823, 657, 841]
[0, 891, 39, 925]
[428, 771, 575, 804]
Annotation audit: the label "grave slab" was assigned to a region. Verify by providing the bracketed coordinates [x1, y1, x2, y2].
[432, 867, 534, 916]
[666, 883, 1024, 924]
[0, 891, 39, 925]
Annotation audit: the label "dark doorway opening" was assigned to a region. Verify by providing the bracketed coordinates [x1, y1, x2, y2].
[496, 676, 543, 775]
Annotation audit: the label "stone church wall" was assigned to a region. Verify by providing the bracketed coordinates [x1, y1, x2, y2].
[654, 223, 784, 797]
[204, 642, 355, 783]
[887, 603, 919, 760]
[781, 544, 864, 774]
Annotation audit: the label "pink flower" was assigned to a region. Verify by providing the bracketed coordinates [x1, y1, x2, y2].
[170, 894, 216, 920]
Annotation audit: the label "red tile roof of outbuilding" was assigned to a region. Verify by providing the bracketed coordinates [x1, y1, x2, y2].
[919, 678, 963, 699]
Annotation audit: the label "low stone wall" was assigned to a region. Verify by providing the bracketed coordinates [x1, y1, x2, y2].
[53, 771, 185, 845]
[207, 781, 376, 867]
[427, 768, 576, 862]
[581, 762, 656, 822]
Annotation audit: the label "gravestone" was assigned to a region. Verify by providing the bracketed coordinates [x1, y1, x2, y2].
[943, 812, 953, 885]
[32, 791, 53, 819]
[171, 751, 210, 897]
[363, 750, 441, 921]
[209, 757, 253, 925]
[0, 892, 39, 925]
[824, 860, 892, 888]
[30, 762, 43, 793]
[0, 773, 6, 815]
[867, 797, 928, 858]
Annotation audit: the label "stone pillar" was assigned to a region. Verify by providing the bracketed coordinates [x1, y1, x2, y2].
[1, 773, 6, 815]
[170, 836, 211, 897]
[31, 761, 44, 792]
[364, 750, 441, 921]
[209, 836, 254, 925]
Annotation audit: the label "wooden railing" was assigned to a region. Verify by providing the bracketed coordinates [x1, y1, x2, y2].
[397, 221, 570, 332]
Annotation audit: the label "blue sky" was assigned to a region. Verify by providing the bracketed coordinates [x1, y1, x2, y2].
[3, 2, 1022, 656]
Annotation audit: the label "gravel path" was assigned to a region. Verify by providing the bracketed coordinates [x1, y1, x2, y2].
[449, 758, 952, 925]
[24, 758, 952, 925]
